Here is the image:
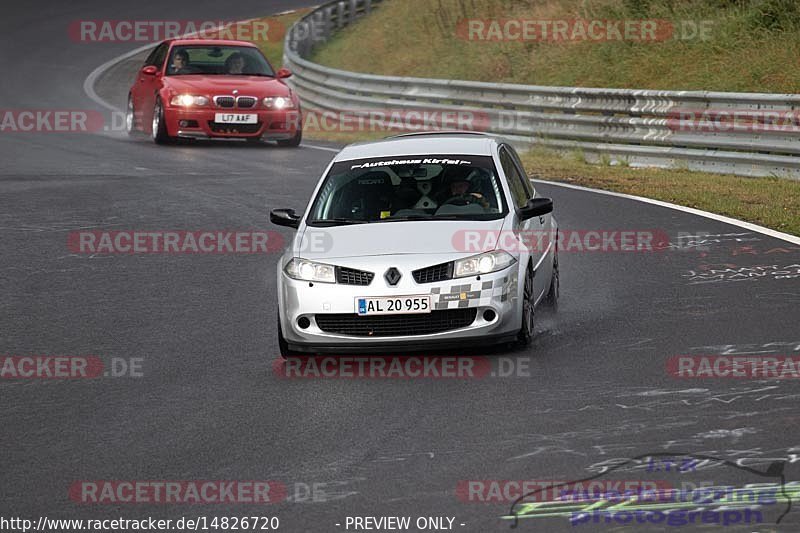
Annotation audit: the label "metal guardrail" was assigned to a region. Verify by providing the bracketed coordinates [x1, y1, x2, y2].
[284, 0, 800, 179]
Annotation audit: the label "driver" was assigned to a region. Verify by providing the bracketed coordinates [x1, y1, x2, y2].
[170, 49, 199, 74]
[438, 168, 489, 208]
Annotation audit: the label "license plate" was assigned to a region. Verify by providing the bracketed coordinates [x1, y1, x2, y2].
[214, 113, 257, 124]
[356, 295, 431, 316]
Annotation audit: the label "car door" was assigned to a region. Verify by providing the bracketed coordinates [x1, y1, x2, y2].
[499, 145, 549, 301]
[134, 43, 168, 132]
[512, 146, 555, 298]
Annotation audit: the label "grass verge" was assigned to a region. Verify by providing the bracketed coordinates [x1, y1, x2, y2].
[311, 0, 800, 93]
[249, 9, 310, 68]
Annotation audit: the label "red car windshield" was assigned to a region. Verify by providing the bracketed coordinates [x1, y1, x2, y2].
[166, 45, 275, 76]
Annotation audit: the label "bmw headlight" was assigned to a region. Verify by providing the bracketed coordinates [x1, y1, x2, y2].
[263, 96, 294, 109]
[453, 251, 516, 278]
[169, 95, 209, 107]
[284, 258, 336, 283]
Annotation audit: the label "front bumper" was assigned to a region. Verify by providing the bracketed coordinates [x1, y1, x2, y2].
[278, 264, 520, 354]
[164, 107, 300, 139]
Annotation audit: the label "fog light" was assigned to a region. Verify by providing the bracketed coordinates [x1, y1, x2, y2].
[297, 317, 311, 329]
[483, 309, 496, 322]
[179, 120, 189, 127]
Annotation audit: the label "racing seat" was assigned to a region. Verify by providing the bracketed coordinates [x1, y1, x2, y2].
[332, 171, 393, 220]
[356, 171, 394, 219]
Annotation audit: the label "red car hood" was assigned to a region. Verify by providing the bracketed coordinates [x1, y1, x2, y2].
[163, 75, 291, 97]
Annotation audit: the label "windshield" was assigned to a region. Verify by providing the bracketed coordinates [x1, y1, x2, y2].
[166, 45, 275, 76]
[307, 155, 507, 225]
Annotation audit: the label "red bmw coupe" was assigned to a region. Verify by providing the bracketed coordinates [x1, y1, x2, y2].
[126, 39, 302, 146]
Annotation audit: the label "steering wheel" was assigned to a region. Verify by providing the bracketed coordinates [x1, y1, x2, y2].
[444, 194, 478, 206]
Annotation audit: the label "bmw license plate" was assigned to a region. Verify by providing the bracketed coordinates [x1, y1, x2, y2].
[356, 295, 431, 316]
[214, 113, 257, 124]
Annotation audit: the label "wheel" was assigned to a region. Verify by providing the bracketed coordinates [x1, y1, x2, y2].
[151, 97, 172, 144]
[516, 264, 535, 346]
[277, 316, 304, 359]
[543, 247, 559, 310]
[125, 94, 136, 136]
[277, 128, 302, 147]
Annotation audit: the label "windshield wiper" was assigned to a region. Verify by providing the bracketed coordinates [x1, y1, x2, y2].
[378, 215, 432, 221]
[308, 218, 369, 226]
[377, 214, 464, 222]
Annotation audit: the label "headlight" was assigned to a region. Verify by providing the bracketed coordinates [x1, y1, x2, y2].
[263, 96, 294, 109]
[169, 95, 208, 107]
[453, 251, 516, 278]
[284, 258, 336, 283]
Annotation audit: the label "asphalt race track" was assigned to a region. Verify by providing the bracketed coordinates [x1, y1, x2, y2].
[2, 2, 800, 532]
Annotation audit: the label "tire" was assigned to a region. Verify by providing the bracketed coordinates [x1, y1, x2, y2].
[543, 247, 559, 310]
[277, 128, 302, 147]
[125, 94, 136, 136]
[516, 264, 535, 346]
[277, 316, 304, 359]
[151, 97, 172, 145]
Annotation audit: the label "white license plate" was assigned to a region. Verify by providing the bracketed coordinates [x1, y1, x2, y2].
[214, 113, 257, 124]
[356, 295, 431, 316]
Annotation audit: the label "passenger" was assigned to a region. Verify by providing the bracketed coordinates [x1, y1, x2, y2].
[225, 53, 246, 74]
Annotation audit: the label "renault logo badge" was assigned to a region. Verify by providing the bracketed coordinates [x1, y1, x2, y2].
[384, 267, 401, 286]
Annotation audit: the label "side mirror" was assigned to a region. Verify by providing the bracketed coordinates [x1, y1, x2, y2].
[270, 208, 301, 229]
[141, 65, 158, 76]
[518, 197, 553, 221]
[275, 67, 292, 79]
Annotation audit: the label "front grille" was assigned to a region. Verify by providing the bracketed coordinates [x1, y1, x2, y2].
[237, 96, 257, 108]
[315, 308, 477, 337]
[207, 121, 261, 134]
[336, 266, 374, 286]
[413, 262, 453, 284]
[214, 96, 235, 108]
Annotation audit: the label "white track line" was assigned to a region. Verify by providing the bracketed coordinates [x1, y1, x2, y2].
[84, 43, 158, 113]
[300, 143, 339, 152]
[532, 179, 800, 245]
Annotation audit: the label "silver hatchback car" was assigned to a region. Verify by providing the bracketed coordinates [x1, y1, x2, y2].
[270, 132, 559, 357]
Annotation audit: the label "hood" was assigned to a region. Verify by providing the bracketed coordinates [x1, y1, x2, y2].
[163, 75, 290, 96]
[294, 219, 507, 260]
